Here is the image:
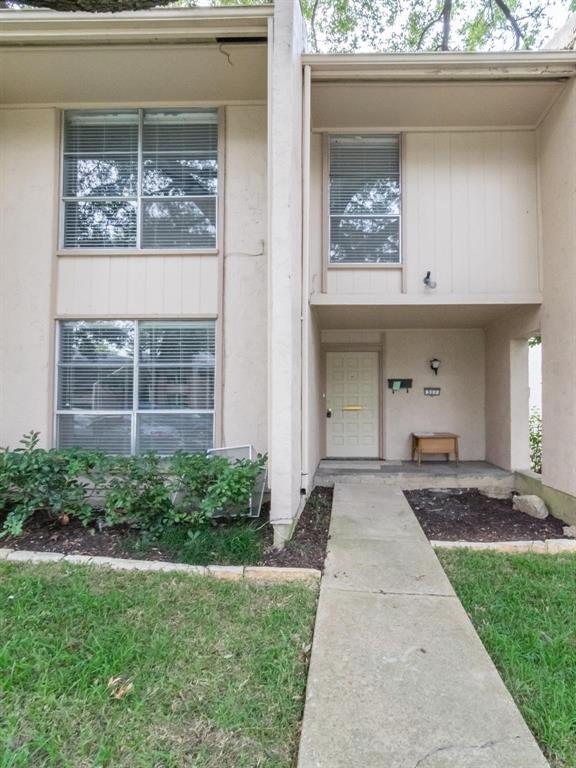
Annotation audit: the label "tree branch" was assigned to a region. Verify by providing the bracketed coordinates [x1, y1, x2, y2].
[441, 0, 453, 51]
[493, 0, 526, 49]
[309, 0, 320, 52]
[417, 10, 443, 50]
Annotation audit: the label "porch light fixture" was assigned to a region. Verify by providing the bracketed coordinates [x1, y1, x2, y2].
[423, 271, 437, 289]
[430, 358, 441, 375]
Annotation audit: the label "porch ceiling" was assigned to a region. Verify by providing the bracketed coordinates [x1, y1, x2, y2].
[311, 301, 542, 330]
[311, 80, 565, 130]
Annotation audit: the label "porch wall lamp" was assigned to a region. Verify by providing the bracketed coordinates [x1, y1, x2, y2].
[430, 358, 441, 376]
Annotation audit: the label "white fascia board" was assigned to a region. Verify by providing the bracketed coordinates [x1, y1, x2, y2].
[0, 6, 273, 47]
[303, 51, 576, 81]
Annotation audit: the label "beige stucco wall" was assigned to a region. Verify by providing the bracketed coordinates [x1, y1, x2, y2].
[484, 306, 540, 470]
[384, 329, 485, 460]
[309, 129, 540, 300]
[221, 105, 268, 454]
[538, 78, 576, 498]
[0, 109, 58, 448]
[0, 102, 270, 455]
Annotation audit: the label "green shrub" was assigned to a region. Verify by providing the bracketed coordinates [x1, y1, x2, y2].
[529, 408, 542, 474]
[0, 431, 94, 537]
[104, 453, 173, 532]
[0, 432, 267, 538]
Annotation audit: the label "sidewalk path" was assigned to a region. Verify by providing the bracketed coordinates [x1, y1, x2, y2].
[297, 483, 549, 768]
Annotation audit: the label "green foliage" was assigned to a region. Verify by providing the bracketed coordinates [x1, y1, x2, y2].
[0, 432, 267, 538]
[0, 431, 93, 537]
[530, 408, 542, 474]
[152, 522, 265, 565]
[104, 453, 173, 531]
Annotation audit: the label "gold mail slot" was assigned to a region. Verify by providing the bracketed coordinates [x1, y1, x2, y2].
[342, 405, 363, 411]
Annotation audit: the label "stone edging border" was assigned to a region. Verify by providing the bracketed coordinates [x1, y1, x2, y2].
[0, 548, 321, 582]
[430, 539, 576, 554]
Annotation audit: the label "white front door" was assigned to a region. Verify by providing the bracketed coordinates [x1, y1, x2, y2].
[326, 351, 380, 458]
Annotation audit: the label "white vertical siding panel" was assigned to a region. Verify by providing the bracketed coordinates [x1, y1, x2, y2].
[433, 134, 452, 294]
[108, 256, 129, 314]
[449, 133, 470, 294]
[401, 130, 539, 300]
[161, 256, 183, 314]
[57, 255, 219, 315]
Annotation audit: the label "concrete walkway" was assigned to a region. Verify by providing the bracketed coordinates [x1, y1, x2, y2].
[297, 483, 549, 768]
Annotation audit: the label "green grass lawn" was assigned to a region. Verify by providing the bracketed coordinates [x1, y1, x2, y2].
[438, 550, 576, 768]
[0, 562, 317, 768]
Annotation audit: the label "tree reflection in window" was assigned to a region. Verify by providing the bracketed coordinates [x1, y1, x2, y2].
[62, 109, 218, 249]
[329, 135, 401, 264]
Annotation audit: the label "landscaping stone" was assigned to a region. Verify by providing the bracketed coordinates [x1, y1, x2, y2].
[244, 566, 320, 582]
[63, 554, 94, 565]
[513, 494, 549, 519]
[480, 485, 512, 500]
[7, 550, 64, 563]
[206, 565, 244, 580]
[562, 525, 576, 539]
[431, 540, 548, 553]
[0, 549, 321, 581]
[545, 539, 576, 554]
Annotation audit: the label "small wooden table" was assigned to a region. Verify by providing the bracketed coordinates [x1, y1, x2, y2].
[411, 432, 459, 465]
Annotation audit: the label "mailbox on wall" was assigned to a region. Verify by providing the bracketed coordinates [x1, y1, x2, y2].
[387, 378, 413, 393]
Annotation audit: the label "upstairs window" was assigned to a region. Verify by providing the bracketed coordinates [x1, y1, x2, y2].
[329, 134, 401, 265]
[56, 319, 216, 455]
[62, 109, 218, 250]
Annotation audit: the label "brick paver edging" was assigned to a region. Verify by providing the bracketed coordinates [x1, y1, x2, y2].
[431, 539, 576, 553]
[0, 548, 321, 582]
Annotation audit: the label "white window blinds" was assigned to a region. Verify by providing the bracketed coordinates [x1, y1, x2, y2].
[56, 320, 216, 455]
[62, 109, 218, 250]
[329, 135, 401, 264]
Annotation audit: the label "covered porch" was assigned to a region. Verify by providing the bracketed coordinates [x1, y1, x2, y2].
[302, 302, 540, 492]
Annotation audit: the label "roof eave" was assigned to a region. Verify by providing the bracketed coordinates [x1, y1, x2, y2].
[302, 51, 576, 81]
[0, 7, 274, 47]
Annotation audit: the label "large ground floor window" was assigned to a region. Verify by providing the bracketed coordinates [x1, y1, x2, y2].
[55, 319, 216, 454]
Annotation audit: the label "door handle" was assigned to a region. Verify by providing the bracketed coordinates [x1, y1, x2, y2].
[326, 409, 332, 418]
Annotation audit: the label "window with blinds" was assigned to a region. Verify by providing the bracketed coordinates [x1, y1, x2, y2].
[56, 320, 216, 454]
[329, 134, 401, 265]
[62, 109, 218, 250]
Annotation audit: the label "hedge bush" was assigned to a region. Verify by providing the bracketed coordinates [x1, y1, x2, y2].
[0, 431, 267, 538]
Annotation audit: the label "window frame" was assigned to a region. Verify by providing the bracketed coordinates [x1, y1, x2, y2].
[58, 107, 222, 256]
[325, 132, 403, 269]
[53, 318, 217, 455]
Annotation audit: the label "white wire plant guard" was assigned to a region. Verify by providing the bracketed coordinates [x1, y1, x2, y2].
[207, 444, 268, 518]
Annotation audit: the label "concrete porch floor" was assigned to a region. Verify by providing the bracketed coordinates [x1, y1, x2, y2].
[297, 483, 548, 768]
[315, 460, 515, 492]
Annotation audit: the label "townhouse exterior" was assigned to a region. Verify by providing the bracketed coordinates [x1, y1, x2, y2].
[1, 2, 576, 545]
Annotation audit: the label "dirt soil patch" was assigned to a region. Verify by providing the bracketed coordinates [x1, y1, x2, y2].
[1, 487, 333, 569]
[260, 487, 333, 571]
[404, 488, 569, 542]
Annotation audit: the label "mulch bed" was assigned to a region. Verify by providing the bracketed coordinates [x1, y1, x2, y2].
[260, 487, 333, 570]
[0, 486, 333, 569]
[404, 488, 569, 542]
[1, 514, 177, 562]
